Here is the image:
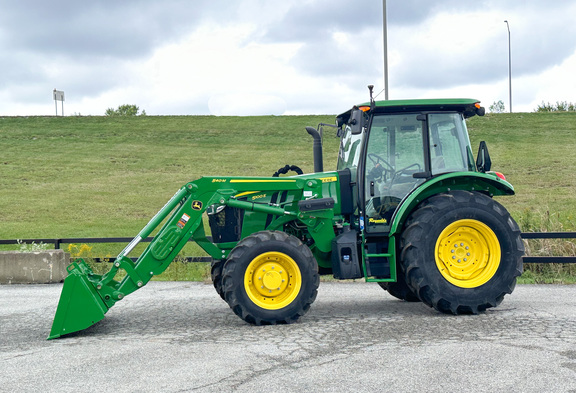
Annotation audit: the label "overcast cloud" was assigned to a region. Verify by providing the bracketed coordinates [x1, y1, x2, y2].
[1, 0, 575, 115]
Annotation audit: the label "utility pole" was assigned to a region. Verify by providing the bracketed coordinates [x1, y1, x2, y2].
[383, 0, 389, 100]
[504, 20, 512, 113]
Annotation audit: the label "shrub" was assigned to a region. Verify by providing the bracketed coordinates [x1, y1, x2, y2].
[489, 100, 506, 113]
[17, 239, 50, 252]
[535, 101, 576, 112]
[105, 104, 147, 116]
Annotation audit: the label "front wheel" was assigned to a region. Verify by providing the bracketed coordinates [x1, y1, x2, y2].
[222, 231, 319, 325]
[401, 191, 524, 314]
[210, 259, 226, 300]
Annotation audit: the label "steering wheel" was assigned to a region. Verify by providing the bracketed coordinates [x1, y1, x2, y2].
[394, 163, 422, 178]
[367, 153, 394, 181]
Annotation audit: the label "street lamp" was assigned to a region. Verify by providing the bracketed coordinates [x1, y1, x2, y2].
[383, 0, 389, 100]
[504, 20, 512, 113]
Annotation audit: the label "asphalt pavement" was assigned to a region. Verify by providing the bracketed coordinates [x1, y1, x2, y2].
[1, 282, 576, 392]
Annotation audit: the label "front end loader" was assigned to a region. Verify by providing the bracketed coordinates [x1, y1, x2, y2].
[49, 89, 523, 339]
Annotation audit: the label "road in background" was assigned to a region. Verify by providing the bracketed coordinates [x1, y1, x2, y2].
[1, 282, 576, 392]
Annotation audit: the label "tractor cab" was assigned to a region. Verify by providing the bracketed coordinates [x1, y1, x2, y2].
[337, 98, 486, 233]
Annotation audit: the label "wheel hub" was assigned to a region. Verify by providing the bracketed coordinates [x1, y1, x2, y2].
[262, 269, 283, 290]
[244, 252, 302, 310]
[435, 219, 501, 288]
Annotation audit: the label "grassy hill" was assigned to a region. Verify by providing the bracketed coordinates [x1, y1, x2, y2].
[467, 112, 576, 231]
[1, 112, 575, 281]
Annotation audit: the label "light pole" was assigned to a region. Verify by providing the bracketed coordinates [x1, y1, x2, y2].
[383, 0, 389, 100]
[504, 20, 512, 113]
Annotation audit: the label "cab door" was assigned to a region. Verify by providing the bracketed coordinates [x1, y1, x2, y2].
[363, 113, 426, 233]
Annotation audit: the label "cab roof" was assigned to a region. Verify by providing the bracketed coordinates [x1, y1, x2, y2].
[337, 98, 482, 125]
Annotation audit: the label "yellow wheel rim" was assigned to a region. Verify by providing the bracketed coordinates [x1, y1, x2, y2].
[435, 219, 501, 288]
[244, 252, 302, 310]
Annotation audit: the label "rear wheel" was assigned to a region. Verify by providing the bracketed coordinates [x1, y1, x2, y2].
[222, 231, 319, 325]
[378, 268, 420, 302]
[401, 191, 523, 314]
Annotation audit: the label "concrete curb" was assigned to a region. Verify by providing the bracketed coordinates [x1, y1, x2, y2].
[0, 250, 69, 284]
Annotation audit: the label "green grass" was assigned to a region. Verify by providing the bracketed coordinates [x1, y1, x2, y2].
[1, 112, 576, 282]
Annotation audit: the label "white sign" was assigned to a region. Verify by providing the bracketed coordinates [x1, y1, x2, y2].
[53, 89, 65, 102]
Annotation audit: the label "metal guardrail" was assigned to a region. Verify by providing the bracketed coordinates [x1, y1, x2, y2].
[0, 237, 155, 250]
[520, 232, 576, 264]
[1, 233, 576, 263]
[0, 237, 213, 263]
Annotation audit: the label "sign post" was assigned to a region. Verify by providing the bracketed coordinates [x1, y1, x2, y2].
[53, 89, 65, 116]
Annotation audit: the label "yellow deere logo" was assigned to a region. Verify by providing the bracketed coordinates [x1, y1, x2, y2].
[192, 200, 203, 210]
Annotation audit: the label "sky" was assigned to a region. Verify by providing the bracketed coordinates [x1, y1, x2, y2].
[1, 0, 575, 116]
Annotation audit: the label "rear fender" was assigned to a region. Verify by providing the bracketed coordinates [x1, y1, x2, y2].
[389, 172, 515, 236]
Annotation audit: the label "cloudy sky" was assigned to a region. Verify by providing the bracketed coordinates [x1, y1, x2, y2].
[1, 0, 575, 116]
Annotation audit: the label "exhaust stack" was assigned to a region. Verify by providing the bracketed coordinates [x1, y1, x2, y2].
[306, 126, 323, 173]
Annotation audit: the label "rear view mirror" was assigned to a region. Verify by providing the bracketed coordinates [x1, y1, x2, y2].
[476, 141, 492, 173]
[350, 109, 364, 135]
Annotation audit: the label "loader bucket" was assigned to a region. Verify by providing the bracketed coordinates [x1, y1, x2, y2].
[48, 260, 109, 340]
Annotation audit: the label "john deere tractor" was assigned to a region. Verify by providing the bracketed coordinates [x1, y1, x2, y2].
[49, 88, 524, 339]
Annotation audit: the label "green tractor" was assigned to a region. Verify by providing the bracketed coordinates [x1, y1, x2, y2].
[49, 89, 524, 339]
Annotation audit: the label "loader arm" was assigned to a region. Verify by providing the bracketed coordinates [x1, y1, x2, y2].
[49, 175, 338, 339]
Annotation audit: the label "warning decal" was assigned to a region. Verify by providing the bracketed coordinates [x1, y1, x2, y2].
[177, 213, 190, 229]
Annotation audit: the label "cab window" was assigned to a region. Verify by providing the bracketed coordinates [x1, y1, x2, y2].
[429, 113, 474, 175]
[337, 125, 363, 170]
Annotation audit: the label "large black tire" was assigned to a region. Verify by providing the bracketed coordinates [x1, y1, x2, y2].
[211, 259, 226, 300]
[222, 231, 319, 325]
[401, 190, 524, 314]
[378, 269, 420, 302]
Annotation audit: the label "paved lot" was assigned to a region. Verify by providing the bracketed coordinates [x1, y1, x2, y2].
[1, 282, 576, 392]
